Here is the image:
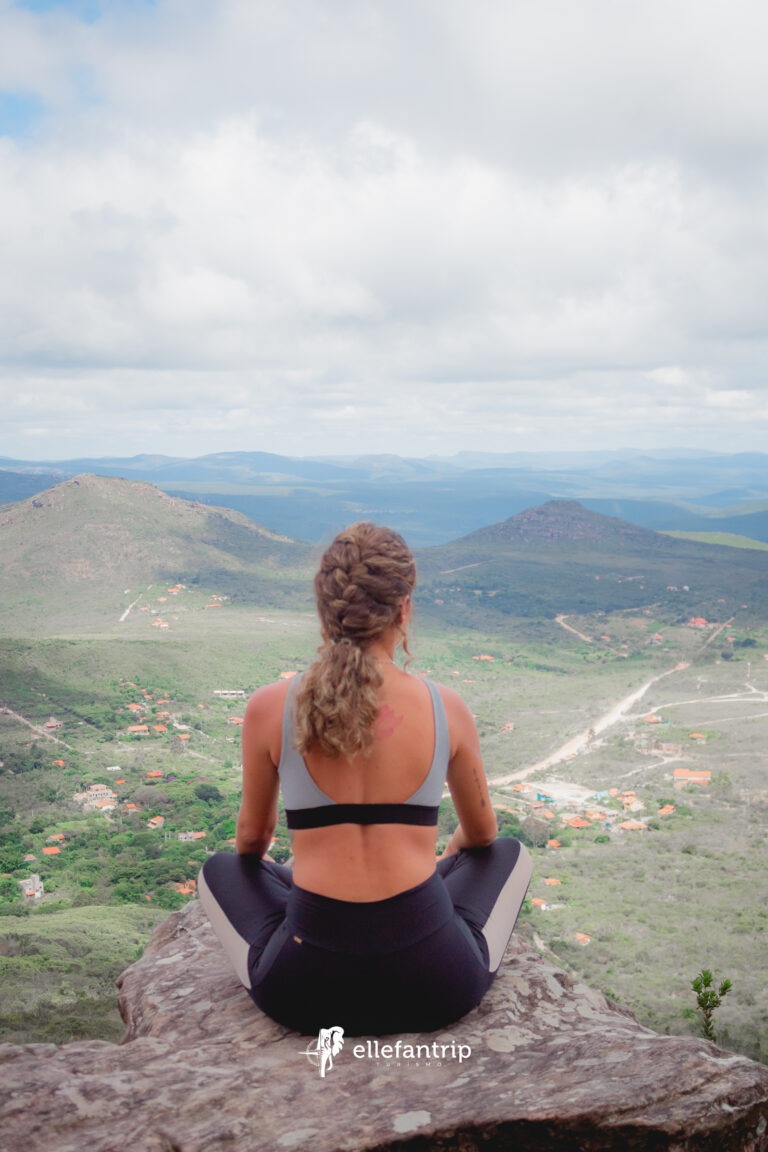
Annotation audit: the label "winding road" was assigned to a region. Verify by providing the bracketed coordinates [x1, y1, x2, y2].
[491, 662, 689, 786]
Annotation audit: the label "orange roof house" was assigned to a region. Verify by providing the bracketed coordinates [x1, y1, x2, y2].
[673, 768, 711, 787]
[128, 724, 149, 734]
[43, 846, 61, 856]
[146, 770, 163, 779]
[564, 817, 592, 829]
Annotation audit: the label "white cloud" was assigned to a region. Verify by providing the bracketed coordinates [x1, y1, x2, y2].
[1, 0, 768, 459]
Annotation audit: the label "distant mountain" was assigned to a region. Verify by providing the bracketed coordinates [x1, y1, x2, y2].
[0, 470, 64, 507]
[2, 450, 768, 546]
[2, 480, 766, 636]
[415, 500, 768, 626]
[458, 500, 668, 551]
[0, 475, 312, 633]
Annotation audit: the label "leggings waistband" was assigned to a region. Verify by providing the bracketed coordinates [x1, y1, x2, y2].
[285, 871, 454, 955]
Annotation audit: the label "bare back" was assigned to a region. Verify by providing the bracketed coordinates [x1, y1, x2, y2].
[292, 666, 441, 900]
[237, 662, 497, 902]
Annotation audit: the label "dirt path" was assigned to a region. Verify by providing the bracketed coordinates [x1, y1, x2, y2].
[491, 662, 689, 786]
[555, 614, 592, 643]
[0, 707, 75, 751]
[492, 616, 738, 789]
[120, 585, 154, 623]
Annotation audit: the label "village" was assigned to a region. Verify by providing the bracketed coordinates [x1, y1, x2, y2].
[2, 587, 766, 1061]
[10, 666, 715, 918]
[3, 612, 755, 927]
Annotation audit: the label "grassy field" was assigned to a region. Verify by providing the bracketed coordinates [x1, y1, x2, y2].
[1, 595, 767, 1060]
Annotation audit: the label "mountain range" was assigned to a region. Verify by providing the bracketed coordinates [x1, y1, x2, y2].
[1, 474, 766, 634]
[2, 449, 768, 546]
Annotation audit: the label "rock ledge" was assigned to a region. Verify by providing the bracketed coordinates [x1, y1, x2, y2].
[1, 900, 767, 1151]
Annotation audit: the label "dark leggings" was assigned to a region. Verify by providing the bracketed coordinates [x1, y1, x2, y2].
[198, 838, 532, 1036]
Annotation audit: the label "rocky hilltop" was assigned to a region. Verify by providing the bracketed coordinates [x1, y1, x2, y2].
[1, 901, 766, 1151]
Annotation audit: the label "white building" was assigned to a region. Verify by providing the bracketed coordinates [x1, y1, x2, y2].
[19, 875, 44, 901]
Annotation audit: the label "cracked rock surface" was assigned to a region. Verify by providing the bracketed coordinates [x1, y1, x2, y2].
[1, 899, 767, 1151]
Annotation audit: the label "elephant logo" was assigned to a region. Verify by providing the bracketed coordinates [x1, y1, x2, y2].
[301, 1026, 345, 1077]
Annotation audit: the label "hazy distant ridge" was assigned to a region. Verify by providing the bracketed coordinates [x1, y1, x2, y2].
[2, 449, 767, 546]
[2, 475, 766, 635]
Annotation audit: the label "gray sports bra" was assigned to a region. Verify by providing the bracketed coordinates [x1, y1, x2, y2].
[279, 676, 449, 829]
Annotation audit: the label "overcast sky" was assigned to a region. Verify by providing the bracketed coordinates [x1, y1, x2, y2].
[1, 0, 767, 461]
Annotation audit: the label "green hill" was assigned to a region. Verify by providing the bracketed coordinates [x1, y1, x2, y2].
[415, 500, 768, 628]
[2, 481, 767, 634]
[0, 474, 313, 634]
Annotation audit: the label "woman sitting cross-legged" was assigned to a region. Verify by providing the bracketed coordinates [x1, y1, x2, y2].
[199, 521, 532, 1036]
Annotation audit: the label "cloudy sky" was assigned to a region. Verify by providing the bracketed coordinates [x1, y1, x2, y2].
[1, 0, 767, 461]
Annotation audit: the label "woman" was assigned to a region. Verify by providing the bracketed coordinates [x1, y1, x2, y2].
[199, 521, 532, 1035]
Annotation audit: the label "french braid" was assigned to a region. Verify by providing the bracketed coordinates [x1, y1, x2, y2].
[294, 522, 416, 758]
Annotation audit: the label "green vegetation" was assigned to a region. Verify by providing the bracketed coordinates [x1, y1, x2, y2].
[691, 969, 733, 1042]
[663, 531, 768, 551]
[0, 906, 165, 1043]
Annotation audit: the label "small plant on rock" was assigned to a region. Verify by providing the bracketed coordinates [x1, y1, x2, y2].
[691, 969, 732, 1042]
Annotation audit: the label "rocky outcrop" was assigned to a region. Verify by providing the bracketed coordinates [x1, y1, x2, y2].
[1, 900, 767, 1151]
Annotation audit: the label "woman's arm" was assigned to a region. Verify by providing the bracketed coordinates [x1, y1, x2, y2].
[235, 682, 284, 856]
[439, 685, 498, 857]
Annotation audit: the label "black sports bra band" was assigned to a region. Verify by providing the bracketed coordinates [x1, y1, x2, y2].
[285, 803, 440, 830]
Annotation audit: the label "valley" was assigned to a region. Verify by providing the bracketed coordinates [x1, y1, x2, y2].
[1, 477, 767, 1063]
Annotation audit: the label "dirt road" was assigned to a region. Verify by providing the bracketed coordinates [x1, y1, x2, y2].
[491, 662, 689, 786]
[0, 707, 75, 750]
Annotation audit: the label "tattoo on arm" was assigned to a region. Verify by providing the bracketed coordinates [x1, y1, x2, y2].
[472, 765, 486, 807]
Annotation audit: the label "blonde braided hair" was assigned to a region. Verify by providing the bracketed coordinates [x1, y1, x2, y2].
[294, 522, 416, 758]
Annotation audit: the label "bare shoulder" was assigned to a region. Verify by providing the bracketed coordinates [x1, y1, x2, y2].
[243, 677, 292, 726]
[434, 681, 475, 723]
[247, 672, 292, 709]
[432, 681, 479, 750]
[242, 677, 294, 767]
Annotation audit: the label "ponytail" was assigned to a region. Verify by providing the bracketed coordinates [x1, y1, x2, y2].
[293, 522, 416, 759]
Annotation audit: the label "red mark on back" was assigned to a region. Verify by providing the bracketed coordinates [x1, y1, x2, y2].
[375, 703, 404, 739]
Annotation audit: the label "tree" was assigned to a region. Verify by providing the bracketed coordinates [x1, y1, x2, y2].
[194, 783, 223, 804]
